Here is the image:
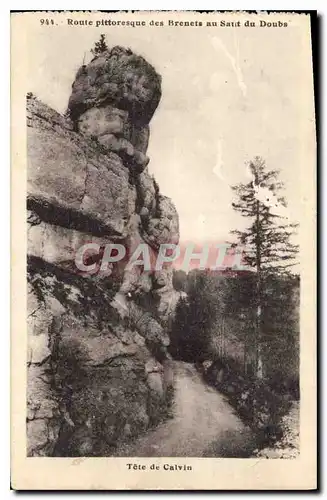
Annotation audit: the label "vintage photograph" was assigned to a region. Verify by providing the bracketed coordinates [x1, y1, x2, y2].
[12, 11, 316, 490]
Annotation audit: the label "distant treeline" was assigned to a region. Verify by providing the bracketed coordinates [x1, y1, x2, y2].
[170, 268, 300, 397]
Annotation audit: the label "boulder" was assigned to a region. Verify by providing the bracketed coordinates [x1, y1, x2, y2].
[67, 46, 161, 126]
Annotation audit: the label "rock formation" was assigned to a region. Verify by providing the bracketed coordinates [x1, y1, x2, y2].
[26, 46, 180, 456]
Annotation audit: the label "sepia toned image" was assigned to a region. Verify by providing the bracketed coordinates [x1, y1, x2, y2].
[11, 11, 316, 490]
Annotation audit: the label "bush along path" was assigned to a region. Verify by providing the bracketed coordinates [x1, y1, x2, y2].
[201, 358, 299, 458]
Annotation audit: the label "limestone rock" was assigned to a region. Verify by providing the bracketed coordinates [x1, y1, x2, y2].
[68, 46, 161, 126]
[27, 97, 132, 238]
[78, 105, 129, 138]
[77, 106, 150, 153]
[69, 46, 159, 174]
[142, 195, 179, 248]
[26, 46, 179, 457]
[138, 169, 157, 212]
[27, 214, 114, 271]
[147, 372, 164, 397]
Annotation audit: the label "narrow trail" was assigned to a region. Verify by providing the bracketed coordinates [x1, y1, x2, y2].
[116, 361, 256, 457]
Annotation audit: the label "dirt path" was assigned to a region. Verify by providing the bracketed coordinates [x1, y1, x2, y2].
[116, 361, 256, 457]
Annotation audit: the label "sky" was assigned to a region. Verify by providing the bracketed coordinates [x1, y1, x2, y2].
[26, 15, 314, 245]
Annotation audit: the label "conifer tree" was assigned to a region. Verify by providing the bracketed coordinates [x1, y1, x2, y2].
[231, 156, 298, 379]
[91, 34, 108, 56]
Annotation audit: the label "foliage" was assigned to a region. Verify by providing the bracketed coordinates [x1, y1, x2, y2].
[147, 386, 175, 428]
[261, 274, 300, 395]
[203, 357, 293, 448]
[171, 267, 299, 389]
[169, 156, 300, 448]
[91, 34, 108, 56]
[170, 270, 223, 361]
[231, 156, 299, 275]
[230, 156, 299, 380]
[221, 271, 300, 391]
[172, 269, 188, 292]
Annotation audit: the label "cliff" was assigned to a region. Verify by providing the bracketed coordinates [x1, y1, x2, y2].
[27, 46, 180, 456]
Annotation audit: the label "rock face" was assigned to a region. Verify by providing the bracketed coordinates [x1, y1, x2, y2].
[26, 47, 179, 457]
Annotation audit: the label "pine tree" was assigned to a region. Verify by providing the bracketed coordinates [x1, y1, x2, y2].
[230, 156, 299, 380]
[91, 34, 108, 56]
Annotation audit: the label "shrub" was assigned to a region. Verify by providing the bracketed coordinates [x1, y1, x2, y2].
[204, 357, 292, 448]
